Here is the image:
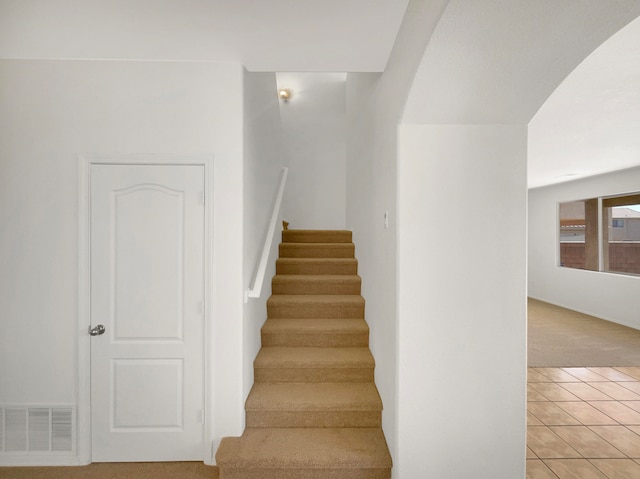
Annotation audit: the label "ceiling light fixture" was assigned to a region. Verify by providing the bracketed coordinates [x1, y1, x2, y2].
[278, 89, 292, 102]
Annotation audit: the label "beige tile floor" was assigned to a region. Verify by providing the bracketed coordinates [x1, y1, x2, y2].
[527, 366, 640, 478]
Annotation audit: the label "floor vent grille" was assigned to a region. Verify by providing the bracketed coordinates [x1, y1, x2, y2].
[0, 406, 75, 454]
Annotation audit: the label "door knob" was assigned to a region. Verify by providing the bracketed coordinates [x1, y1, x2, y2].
[88, 324, 106, 336]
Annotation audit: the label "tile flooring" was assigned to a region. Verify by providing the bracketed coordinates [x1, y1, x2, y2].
[527, 366, 640, 478]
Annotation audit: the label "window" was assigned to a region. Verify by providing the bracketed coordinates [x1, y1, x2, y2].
[559, 193, 640, 275]
[559, 200, 590, 270]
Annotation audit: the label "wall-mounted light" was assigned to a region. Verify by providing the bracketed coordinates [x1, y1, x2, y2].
[278, 89, 292, 102]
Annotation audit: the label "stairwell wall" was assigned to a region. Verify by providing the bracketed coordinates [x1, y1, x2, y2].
[345, 0, 450, 472]
[242, 71, 287, 407]
[277, 72, 347, 230]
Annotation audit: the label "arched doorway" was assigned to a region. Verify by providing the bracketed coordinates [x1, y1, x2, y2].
[394, 2, 640, 477]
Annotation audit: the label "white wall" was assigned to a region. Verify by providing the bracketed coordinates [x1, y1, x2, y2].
[403, 0, 640, 125]
[529, 166, 640, 330]
[278, 73, 346, 229]
[0, 59, 245, 464]
[242, 71, 286, 403]
[345, 0, 450, 470]
[397, 124, 527, 478]
[389, 2, 640, 477]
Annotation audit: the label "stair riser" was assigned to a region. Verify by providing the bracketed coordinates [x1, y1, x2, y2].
[282, 231, 352, 243]
[261, 332, 369, 348]
[246, 411, 381, 428]
[254, 368, 374, 383]
[272, 282, 361, 295]
[220, 468, 390, 479]
[268, 304, 364, 319]
[279, 244, 355, 258]
[276, 261, 358, 275]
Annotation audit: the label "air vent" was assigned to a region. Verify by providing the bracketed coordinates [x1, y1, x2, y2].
[0, 406, 75, 454]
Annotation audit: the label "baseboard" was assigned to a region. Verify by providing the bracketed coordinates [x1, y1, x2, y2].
[528, 295, 640, 331]
[208, 439, 221, 465]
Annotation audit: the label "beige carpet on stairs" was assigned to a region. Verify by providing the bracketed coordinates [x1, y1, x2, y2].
[215, 228, 392, 479]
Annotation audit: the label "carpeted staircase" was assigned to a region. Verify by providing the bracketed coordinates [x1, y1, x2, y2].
[215, 229, 392, 479]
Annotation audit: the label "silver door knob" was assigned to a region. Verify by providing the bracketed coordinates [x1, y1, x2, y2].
[88, 324, 106, 336]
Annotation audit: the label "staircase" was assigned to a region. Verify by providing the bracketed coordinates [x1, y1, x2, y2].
[215, 229, 392, 479]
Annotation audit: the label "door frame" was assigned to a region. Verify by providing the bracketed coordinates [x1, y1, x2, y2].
[78, 154, 214, 464]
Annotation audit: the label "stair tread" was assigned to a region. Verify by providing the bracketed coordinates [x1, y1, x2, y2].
[276, 258, 358, 264]
[280, 244, 355, 259]
[272, 275, 362, 296]
[261, 318, 369, 348]
[273, 274, 361, 283]
[281, 242, 355, 246]
[216, 428, 391, 469]
[246, 382, 382, 411]
[262, 318, 369, 333]
[267, 295, 366, 319]
[284, 229, 353, 234]
[282, 230, 353, 244]
[255, 347, 374, 368]
[267, 295, 365, 320]
[280, 243, 355, 250]
[268, 295, 365, 305]
[276, 258, 358, 276]
[277, 258, 357, 263]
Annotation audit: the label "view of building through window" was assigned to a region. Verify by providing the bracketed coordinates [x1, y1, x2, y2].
[559, 200, 591, 270]
[559, 194, 640, 275]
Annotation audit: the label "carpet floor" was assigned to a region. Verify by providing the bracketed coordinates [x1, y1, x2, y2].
[528, 298, 640, 367]
[0, 462, 218, 479]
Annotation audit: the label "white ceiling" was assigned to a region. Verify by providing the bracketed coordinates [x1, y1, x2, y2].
[528, 15, 640, 189]
[2, 0, 638, 189]
[0, 0, 409, 72]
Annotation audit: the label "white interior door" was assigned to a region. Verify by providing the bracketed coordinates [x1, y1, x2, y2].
[90, 164, 205, 461]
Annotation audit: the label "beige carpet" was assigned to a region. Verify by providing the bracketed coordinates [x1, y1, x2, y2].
[0, 462, 218, 479]
[216, 229, 391, 479]
[528, 298, 640, 367]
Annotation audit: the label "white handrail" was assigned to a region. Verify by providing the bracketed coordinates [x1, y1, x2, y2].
[245, 167, 289, 302]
